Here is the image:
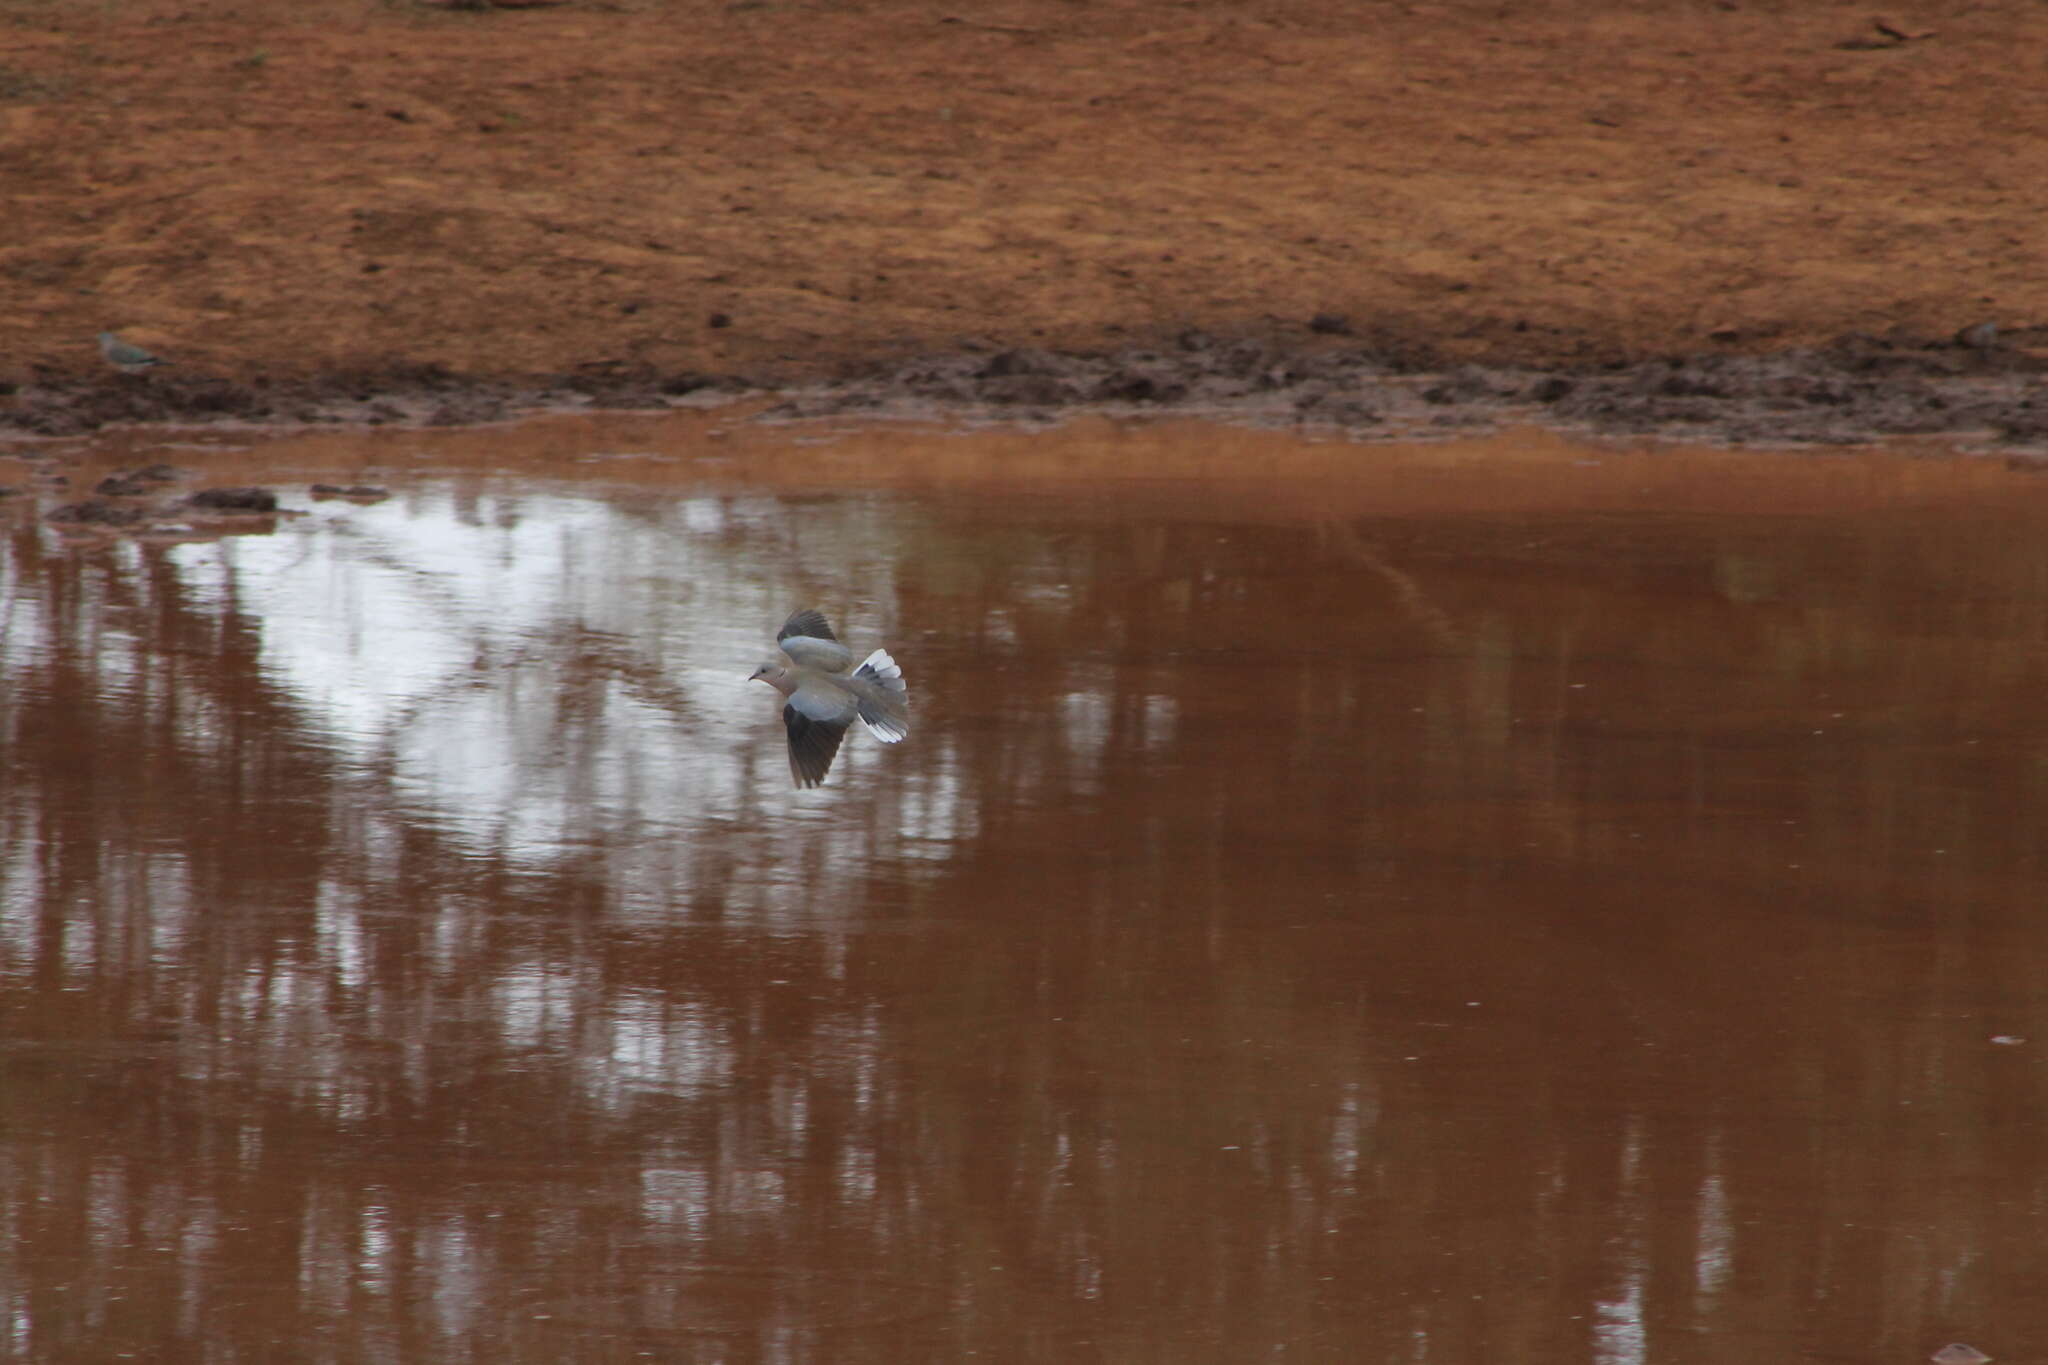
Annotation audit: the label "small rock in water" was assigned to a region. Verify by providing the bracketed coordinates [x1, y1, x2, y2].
[1931, 1343, 1992, 1365]
[187, 486, 278, 512]
[46, 498, 145, 526]
[95, 464, 182, 496]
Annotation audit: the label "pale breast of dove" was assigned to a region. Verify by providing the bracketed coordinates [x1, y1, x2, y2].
[749, 608, 909, 788]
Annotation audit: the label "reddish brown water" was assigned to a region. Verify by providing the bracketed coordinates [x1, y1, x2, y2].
[5, 417, 2048, 1363]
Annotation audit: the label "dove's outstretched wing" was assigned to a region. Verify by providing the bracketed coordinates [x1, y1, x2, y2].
[781, 673, 859, 787]
[777, 609, 836, 643]
[777, 609, 853, 672]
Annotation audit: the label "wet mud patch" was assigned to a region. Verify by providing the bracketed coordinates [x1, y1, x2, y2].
[0, 367, 744, 438]
[1547, 333, 2048, 447]
[762, 330, 2048, 449]
[767, 334, 1430, 430]
[2, 331, 2043, 452]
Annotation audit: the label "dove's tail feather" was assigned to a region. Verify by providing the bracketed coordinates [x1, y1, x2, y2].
[852, 649, 909, 742]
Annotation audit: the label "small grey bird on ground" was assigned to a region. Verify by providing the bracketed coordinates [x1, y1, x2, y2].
[98, 331, 173, 374]
[750, 608, 909, 788]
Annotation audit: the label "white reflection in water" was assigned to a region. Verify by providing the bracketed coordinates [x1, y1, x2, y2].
[730, 1166, 787, 1215]
[0, 863, 33, 959]
[837, 1144, 877, 1203]
[1328, 1082, 1368, 1193]
[494, 962, 580, 1052]
[595, 991, 735, 1103]
[1594, 1269, 1647, 1365]
[61, 917, 97, 976]
[1, 848, 195, 980]
[142, 858, 194, 960]
[1695, 1139, 1732, 1303]
[1060, 668, 1112, 777]
[316, 879, 368, 993]
[772, 1072, 810, 1156]
[641, 1167, 712, 1232]
[87, 1161, 125, 1250]
[168, 1197, 218, 1341]
[420, 1216, 482, 1340]
[680, 496, 726, 535]
[1595, 1118, 1649, 1365]
[894, 744, 977, 848]
[982, 607, 1020, 647]
[1142, 693, 1178, 751]
[358, 1199, 394, 1297]
[118, 484, 977, 911]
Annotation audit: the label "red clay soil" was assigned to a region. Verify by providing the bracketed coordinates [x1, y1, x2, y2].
[0, 0, 2044, 432]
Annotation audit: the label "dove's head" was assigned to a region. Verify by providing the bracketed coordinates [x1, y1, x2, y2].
[749, 661, 795, 695]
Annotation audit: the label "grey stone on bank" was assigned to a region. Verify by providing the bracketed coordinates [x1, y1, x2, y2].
[1954, 320, 1998, 350]
[749, 608, 909, 788]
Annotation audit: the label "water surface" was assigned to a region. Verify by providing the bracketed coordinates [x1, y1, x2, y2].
[5, 418, 2048, 1362]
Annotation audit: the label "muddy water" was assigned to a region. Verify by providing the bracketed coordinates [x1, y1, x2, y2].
[5, 417, 2048, 1363]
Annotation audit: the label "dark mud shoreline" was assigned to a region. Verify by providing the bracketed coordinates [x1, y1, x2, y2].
[4, 330, 2046, 450]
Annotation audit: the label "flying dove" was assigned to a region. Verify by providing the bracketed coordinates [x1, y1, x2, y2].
[750, 608, 909, 788]
[98, 331, 173, 374]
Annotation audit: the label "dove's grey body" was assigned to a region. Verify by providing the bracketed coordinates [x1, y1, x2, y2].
[750, 608, 909, 788]
[98, 332, 171, 373]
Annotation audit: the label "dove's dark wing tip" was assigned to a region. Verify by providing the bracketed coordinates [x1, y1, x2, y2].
[783, 703, 850, 787]
[777, 608, 837, 644]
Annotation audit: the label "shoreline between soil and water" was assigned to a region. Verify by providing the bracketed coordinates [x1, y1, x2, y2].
[4, 330, 2044, 453]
